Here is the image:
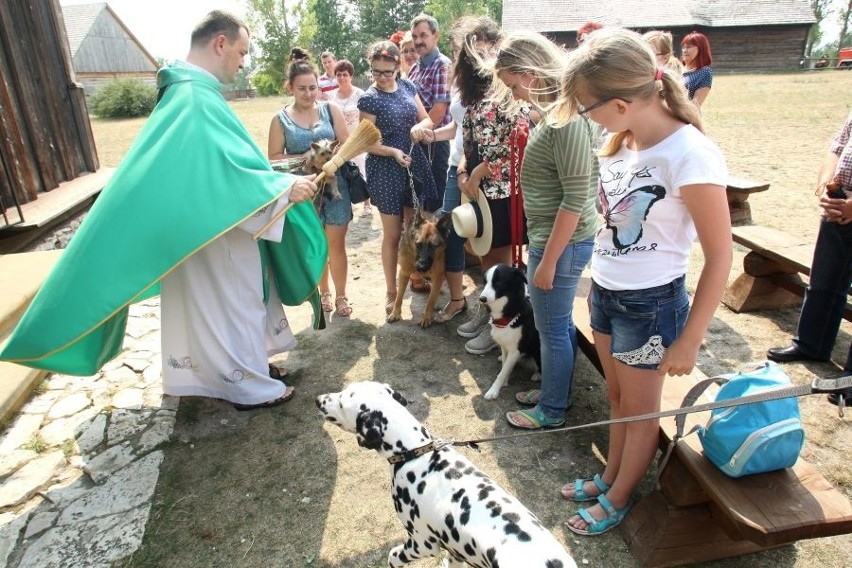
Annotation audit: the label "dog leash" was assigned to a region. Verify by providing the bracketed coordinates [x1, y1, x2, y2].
[440, 374, 852, 452]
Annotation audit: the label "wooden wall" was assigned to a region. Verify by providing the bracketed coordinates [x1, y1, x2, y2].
[549, 24, 812, 72]
[0, 0, 98, 210]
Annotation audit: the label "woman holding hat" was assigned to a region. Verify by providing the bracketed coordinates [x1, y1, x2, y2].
[424, 16, 530, 350]
[494, 32, 599, 429]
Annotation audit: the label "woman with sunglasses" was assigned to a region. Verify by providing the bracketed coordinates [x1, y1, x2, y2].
[557, 28, 731, 536]
[357, 40, 437, 316]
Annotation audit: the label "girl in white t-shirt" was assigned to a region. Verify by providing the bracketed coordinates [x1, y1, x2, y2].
[555, 28, 732, 536]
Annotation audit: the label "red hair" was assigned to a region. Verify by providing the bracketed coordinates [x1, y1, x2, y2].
[577, 21, 603, 42]
[389, 30, 406, 46]
[681, 31, 712, 69]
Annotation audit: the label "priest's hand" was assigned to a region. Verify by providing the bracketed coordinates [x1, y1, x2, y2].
[289, 175, 317, 202]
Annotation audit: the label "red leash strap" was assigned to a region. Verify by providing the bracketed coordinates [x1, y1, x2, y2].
[509, 120, 529, 270]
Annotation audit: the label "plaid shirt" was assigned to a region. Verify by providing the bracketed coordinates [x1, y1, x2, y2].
[408, 48, 452, 126]
[830, 113, 852, 188]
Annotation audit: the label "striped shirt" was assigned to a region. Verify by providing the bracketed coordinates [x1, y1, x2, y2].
[830, 113, 852, 188]
[520, 118, 600, 250]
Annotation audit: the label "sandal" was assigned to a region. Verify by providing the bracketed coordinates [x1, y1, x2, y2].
[433, 298, 467, 323]
[335, 295, 352, 317]
[320, 292, 333, 313]
[515, 389, 541, 406]
[505, 406, 565, 430]
[385, 294, 397, 316]
[561, 473, 610, 502]
[566, 494, 633, 536]
[233, 386, 295, 411]
[268, 364, 289, 381]
[410, 275, 431, 294]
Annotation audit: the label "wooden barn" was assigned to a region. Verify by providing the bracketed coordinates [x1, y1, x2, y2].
[502, 0, 816, 71]
[61, 2, 159, 96]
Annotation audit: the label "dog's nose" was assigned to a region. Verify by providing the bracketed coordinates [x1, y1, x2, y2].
[479, 296, 487, 303]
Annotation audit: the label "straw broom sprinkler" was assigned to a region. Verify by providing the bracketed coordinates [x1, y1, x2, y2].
[253, 119, 382, 240]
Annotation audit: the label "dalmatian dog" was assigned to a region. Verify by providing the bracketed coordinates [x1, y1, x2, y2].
[315, 381, 576, 568]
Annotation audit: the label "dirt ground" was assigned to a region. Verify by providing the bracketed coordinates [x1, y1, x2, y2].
[104, 72, 852, 568]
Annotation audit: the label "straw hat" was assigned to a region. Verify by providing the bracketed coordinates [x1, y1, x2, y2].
[452, 188, 492, 257]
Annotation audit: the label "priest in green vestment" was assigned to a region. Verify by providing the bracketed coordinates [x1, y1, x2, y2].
[0, 11, 327, 410]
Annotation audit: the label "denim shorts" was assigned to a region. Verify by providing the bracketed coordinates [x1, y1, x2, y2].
[589, 276, 689, 369]
[315, 172, 353, 226]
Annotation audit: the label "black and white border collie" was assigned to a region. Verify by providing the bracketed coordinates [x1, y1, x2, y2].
[479, 264, 541, 400]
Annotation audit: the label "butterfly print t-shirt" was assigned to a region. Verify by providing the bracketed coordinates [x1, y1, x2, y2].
[592, 124, 727, 290]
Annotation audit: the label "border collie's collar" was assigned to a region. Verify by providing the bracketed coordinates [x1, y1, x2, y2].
[491, 314, 520, 328]
[387, 440, 449, 464]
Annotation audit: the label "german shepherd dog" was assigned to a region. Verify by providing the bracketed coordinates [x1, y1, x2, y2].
[302, 139, 341, 201]
[387, 209, 452, 328]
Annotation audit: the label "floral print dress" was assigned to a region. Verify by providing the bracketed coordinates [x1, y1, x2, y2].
[462, 99, 531, 200]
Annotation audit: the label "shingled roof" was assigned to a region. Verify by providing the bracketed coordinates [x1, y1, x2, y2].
[502, 0, 816, 33]
[62, 2, 104, 56]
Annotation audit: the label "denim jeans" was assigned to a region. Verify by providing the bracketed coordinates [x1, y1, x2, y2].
[794, 217, 852, 366]
[424, 140, 450, 213]
[527, 239, 594, 418]
[442, 166, 465, 273]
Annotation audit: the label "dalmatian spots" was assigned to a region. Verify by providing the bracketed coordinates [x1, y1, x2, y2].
[316, 382, 576, 568]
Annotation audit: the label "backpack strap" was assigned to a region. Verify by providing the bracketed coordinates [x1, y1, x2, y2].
[656, 374, 732, 485]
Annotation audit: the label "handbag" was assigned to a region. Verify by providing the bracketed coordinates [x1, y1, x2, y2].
[671, 362, 804, 478]
[341, 160, 369, 204]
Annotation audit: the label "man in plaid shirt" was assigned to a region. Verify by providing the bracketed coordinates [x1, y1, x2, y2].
[408, 13, 451, 213]
[768, 113, 852, 406]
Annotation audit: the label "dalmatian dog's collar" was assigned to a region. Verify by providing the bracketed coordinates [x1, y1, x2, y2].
[387, 439, 451, 464]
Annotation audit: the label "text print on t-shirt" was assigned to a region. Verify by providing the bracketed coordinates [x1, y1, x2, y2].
[597, 161, 665, 253]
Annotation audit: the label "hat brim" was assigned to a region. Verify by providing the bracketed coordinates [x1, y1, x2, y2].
[457, 188, 493, 257]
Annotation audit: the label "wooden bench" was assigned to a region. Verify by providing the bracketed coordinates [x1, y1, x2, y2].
[572, 281, 852, 567]
[726, 176, 770, 225]
[722, 224, 852, 319]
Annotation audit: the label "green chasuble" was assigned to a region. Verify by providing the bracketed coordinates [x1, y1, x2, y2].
[0, 62, 327, 375]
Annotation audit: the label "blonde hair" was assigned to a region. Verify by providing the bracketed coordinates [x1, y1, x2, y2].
[643, 30, 682, 76]
[488, 31, 567, 119]
[559, 27, 702, 156]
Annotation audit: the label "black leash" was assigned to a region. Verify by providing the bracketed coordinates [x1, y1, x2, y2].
[441, 374, 852, 452]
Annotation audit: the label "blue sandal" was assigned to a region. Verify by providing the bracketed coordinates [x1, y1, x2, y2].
[505, 406, 565, 430]
[566, 494, 633, 536]
[561, 473, 610, 502]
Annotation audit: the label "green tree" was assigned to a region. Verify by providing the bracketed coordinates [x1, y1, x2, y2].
[300, 0, 364, 72]
[424, 0, 503, 55]
[245, 0, 304, 94]
[355, 0, 425, 45]
[806, 0, 833, 56]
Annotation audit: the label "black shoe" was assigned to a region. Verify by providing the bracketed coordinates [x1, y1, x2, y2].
[766, 345, 827, 363]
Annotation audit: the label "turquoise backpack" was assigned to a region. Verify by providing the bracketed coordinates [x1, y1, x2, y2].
[675, 362, 805, 478]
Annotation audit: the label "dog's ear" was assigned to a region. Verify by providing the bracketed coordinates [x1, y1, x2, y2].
[355, 408, 385, 450]
[436, 212, 453, 239]
[310, 141, 320, 151]
[330, 139, 340, 151]
[515, 266, 528, 285]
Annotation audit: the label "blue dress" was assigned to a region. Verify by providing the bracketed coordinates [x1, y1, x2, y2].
[683, 66, 713, 100]
[276, 102, 352, 226]
[357, 78, 437, 216]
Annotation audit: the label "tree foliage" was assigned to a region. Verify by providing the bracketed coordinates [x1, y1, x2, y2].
[245, 0, 303, 94]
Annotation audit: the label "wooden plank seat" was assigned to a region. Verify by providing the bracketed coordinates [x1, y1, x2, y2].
[571, 284, 852, 567]
[723, 224, 852, 320]
[726, 176, 770, 225]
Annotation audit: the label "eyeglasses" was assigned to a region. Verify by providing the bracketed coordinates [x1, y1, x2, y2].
[370, 68, 397, 78]
[578, 97, 631, 115]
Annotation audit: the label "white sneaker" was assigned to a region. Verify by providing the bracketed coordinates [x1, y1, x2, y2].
[457, 309, 490, 338]
[465, 325, 498, 355]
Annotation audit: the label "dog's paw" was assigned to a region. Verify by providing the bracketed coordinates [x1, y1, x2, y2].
[531, 371, 541, 382]
[386, 311, 402, 323]
[483, 387, 500, 400]
[497, 354, 504, 363]
[418, 315, 434, 329]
